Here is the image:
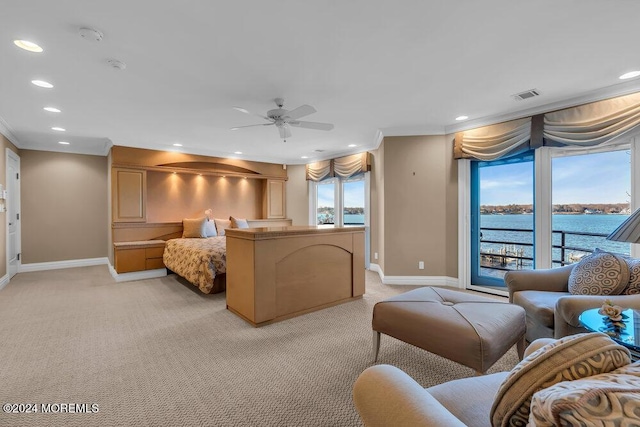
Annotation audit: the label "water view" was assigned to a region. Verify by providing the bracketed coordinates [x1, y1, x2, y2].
[480, 213, 630, 276]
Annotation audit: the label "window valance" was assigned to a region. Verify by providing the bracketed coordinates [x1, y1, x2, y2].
[543, 91, 640, 147]
[454, 118, 532, 161]
[305, 152, 371, 181]
[454, 91, 640, 161]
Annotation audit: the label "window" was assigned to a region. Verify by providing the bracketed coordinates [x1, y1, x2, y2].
[316, 179, 336, 225]
[342, 178, 365, 226]
[471, 152, 534, 287]
[551, 147, 631, 266]
[463, 138, 638, 295]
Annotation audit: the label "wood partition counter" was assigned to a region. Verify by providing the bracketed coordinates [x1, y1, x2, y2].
[225, 226, 365, 326]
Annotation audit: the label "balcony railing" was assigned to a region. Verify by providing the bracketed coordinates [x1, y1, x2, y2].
[479, 227, 610, 273]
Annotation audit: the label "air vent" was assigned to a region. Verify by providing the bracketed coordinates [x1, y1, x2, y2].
[314, 149, 325, 153]
[513, 89, 540, 101]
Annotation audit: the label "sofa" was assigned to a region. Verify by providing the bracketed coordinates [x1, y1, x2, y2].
[353, 333, 640, 427]
[505, 251, 640, 343]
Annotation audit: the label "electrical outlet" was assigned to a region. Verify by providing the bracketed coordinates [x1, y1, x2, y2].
[418, 261, 424, 270]
[374, 252, 378, 260]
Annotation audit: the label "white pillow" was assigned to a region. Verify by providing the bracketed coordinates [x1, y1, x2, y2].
[204, 219, 217, 237]
[230, 216, 250, 229]
[214, 218, 231, 236]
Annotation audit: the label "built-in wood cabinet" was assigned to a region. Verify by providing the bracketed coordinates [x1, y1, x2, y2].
[113, 240, 165, 273]
[113, 168, 146, 222]
[263, 179, 286, 219]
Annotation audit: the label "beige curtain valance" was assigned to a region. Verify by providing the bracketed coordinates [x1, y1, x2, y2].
[305, 152, 370, 181]
[543, 92, 640, 147]
[454, 118, 532, 161]
[305, 160, 332, 182]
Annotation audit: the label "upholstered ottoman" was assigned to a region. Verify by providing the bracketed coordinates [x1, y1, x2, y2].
[372, 286, 526, 374]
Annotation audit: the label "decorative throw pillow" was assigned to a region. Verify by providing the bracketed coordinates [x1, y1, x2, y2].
[214, 218, 231, 236]
[204, 219, 217, 237]
[490, 332, 631, 427]
[623, 257, 640, 295]
[568, 249, 629, 295]
[528, 370, 640, 426]
[230, 216, 249, 229]
[182, 217, 207, 238]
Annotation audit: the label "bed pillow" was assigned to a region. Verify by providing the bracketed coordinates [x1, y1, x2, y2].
[214, 218, 231, 236]
[490, 332, 631, 427]
[230, 216, 250, 229]
[183, 217, 207, 238]
[568, 249, 629, 295]
[204, 219, 217, 237]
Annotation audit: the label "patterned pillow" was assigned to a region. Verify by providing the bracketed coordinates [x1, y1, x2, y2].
[623, 257, 640, 295]
[182, 217, 207, 238]
[528, 369, 640, 426]
[568, 250, 629, 295]
[490, 332, 631, 427]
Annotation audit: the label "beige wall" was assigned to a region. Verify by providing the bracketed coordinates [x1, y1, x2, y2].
[146, 171, 263, 222]
[285, 165, 308, 225]
[380, 135, 457, 277]
[0, 133, 19, 278]
[21, 150, 108, 263]
[369, 145, 384, 270]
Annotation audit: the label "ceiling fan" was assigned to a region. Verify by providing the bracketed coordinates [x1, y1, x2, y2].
[231, 98, 334, 141]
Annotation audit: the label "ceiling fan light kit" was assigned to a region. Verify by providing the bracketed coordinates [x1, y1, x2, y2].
[232, 98, 334, 141]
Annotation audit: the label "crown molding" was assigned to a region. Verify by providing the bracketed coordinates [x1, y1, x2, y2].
[0, 115, 23, 148]
[444, 79, 640, 135]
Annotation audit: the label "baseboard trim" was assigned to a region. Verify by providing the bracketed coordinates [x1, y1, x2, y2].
[109, 264, 167, 282]
[19, 257, 109, 273]
[368, 263, 460, 288]
[0, 273, 9, 291]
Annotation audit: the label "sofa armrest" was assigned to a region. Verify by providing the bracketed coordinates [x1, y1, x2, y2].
[353, 365, 466, 427]
[504, 264, 574, 302]
[555, 294, 640, 338]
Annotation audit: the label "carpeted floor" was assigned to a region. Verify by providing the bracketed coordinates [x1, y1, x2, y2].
[0, 266, 518, 426]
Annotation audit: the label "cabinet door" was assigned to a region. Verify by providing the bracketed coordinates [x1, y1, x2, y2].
[264, 179, 286, 219]
[113, 168, 146, 222]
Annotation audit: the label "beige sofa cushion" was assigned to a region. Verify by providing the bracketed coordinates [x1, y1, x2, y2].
[568, 250, 629, 295]
[528, 366, 640, 426]
[623, 257, 640, 295]
[490, 332, 631, 427]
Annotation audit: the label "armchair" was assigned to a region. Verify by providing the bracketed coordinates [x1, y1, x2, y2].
[505, 264, 640, 342]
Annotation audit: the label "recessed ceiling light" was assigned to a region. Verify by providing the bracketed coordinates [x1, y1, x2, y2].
[31, 80, 53, 88]
[348, 144, 357, 148]
[620, 71, 640, 80]
[173, 143, 183, 147]
[230, 127, 240, 131]
[51, 127, 66, 132]
[233, 107, 249, 114]
[455, 115, 469, 121]
[301, 156, 309, 159]
[234, 151, 242, 154]
[14, 40, 43, 53]
[43, 107, 61, 113]
[58, 141, 70, 145]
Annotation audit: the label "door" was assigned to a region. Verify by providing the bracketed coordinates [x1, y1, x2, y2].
[7, 149, 20, 278]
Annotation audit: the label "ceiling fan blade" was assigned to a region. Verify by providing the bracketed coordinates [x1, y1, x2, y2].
[232, 106, 271, 121]
[230, 123, 274, 130]
[283, 104, 316, 120]
[288, 120, 334, 131]
[279, 125, 292, 139]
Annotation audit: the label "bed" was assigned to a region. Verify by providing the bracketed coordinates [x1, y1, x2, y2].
[163, 236, 227, 294]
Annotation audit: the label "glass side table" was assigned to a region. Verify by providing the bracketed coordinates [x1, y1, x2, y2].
[579, 308, 640, 361]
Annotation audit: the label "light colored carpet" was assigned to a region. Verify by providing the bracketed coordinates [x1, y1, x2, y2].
[0, 266, 518, 426]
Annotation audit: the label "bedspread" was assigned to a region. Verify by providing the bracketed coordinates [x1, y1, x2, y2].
[163, 236, 226, 294]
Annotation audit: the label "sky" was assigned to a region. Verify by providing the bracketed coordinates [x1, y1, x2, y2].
[480, 150, 630, 205]
[317, 179, 365, 208]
